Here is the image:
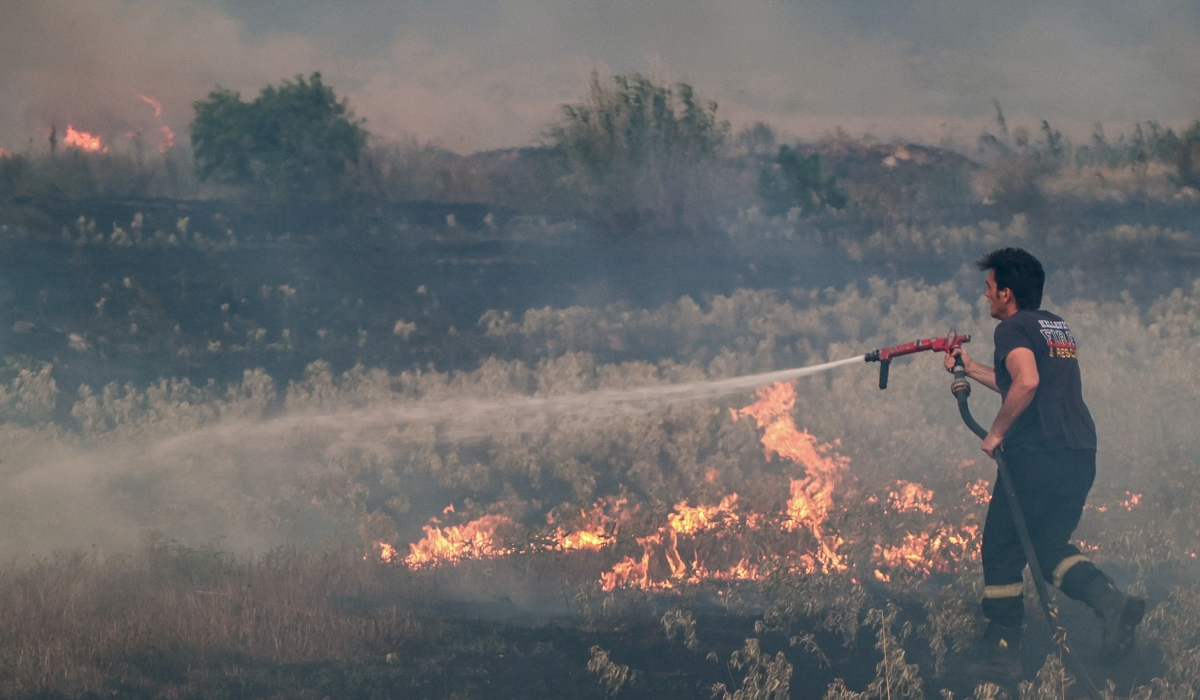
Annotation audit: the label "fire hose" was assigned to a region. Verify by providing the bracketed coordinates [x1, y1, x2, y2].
[867, 334, 1104, 698]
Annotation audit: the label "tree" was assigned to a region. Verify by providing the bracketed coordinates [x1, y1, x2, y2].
[1176, 121, 1200, 190]
[190, 72, 368, 203]
[546, 72, 730, 234]
[757, 145, 845, 217]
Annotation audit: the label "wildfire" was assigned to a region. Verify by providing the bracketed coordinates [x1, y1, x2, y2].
[138, 94, 163, 117]
[872, 523, 980, 582]
[386, 379, 987, 595]
[599, 495, 754, 591]
[64, 125, 106, 153]
[159, 125, 176, 153]
[967, 479, 991, 505]
[137, 93, 175, 152]
[549, 495, 628, 552]
[1118, 492, 1142, 510]
[890, 481, 935, 514]
[734, 381, 849, 573]
[669, 494, 738, 535]
[366, 541, 398, 563]
[404, 513, 513, 568]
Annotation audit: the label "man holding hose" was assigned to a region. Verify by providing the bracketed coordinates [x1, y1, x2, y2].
[946, 248, 1144, 676]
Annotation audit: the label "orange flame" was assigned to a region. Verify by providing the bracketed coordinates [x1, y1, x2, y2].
[364, 541, 398, 563]
[889, 481, 935, 514]
[159, 125, 175, 153]
[872, 524, 979, 581]
[391, 380, 987, 595]
[599, 495, 754, 591]
[967, 479, 991, 505]
[669, 493, 738, 535]
[404, 513, 513, 568]
[138, 94, 163, 117]
[733, 381, 849, 573]
[1118, 492, 1142, 510]
[136, 94, 174, 152]
[550, 495, 628, 551]
[65, 125, 106, 153]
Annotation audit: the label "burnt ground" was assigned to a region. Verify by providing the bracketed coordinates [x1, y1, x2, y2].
[75, 595, 1166, 700]
[5, 196, 1200, 400]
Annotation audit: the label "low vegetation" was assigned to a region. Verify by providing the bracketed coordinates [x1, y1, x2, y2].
[1, 71, 1200, 698]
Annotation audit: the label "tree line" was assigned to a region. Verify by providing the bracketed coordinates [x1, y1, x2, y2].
[187, 71, 844, 234]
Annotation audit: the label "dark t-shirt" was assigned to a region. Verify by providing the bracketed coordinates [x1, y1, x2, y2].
[993, 309, 1097, 451]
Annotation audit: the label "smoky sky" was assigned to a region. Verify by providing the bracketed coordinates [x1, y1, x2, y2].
[3, 0, 1200, 153]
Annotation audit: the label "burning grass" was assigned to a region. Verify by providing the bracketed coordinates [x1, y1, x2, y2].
[1, 536, 1195, 699]
[1, 276, 1200, 696]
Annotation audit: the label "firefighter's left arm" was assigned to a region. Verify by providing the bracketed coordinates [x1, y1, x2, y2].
[981, 347, 1039, 458]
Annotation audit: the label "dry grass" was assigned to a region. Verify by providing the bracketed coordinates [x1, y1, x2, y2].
[0, 538, 417, 697]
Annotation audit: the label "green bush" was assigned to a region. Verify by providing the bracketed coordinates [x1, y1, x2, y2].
[757, 144, 846, 217]
[546, 72, 731, 234]
[191, 72, 369, 204]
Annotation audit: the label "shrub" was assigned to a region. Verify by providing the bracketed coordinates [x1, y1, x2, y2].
[546, 72, 731, 234]
[758, 144, 846, 217]
[191, 72, 369, 204]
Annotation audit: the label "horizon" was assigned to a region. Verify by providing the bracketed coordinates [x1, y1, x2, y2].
[4, 0, 1200, 154]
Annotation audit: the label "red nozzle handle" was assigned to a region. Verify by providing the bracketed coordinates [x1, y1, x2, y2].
[865, 332, 970, 389]
[866, 331, 971, 363]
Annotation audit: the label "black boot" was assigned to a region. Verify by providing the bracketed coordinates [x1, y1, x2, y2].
[1079, 573, 1145, 666]
[962, 622, 1022, 682]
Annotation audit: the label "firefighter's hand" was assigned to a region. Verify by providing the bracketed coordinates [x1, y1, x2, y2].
[944, 347, 973, 373]
[981, 432, 1003, 459]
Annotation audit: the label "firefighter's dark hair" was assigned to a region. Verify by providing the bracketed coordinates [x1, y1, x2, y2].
[976, 247, 1044, 310]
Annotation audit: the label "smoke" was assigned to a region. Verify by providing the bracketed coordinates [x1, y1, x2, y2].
[4, 0, 1200, 153]
[0, 356, 864, 556]
[1, 271, 1198, 565]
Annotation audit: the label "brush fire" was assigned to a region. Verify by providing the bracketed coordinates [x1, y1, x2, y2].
[374, 381, 990, 592]
[64, 125, 106, 152]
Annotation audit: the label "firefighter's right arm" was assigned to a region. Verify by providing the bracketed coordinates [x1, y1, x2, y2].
[945, 347, 1000, 393]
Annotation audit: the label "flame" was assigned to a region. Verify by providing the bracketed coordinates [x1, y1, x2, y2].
[364, 541, 398, 563]
[734, 381, 849, 573]
[550, 495, 628, 551]
[889, 481, 935, 513]
[669, 493, 738, 535]
[560, 528, 610, 551]
[392, 379, 987, 595]
[602, 382, 855, 591]
[159, 125, 175, 153]
[64, 125, 106, 153]
[138, 94, 163, 117]
[404, 513, 513, 568]
[599, 495, 754, 591]
[967, 479, 991, 505]
[872, 524, 980, 581]
[1118, 492, 1142, 510]
[136, 94, 175, 152]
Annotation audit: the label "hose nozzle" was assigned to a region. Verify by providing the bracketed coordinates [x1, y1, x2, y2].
[866, 331, 971, 390]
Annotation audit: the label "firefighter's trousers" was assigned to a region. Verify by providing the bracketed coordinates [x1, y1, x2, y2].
[980, 446, 1100, 627]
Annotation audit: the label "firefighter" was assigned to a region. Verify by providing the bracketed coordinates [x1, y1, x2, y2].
[944, 248, 1144, 678]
